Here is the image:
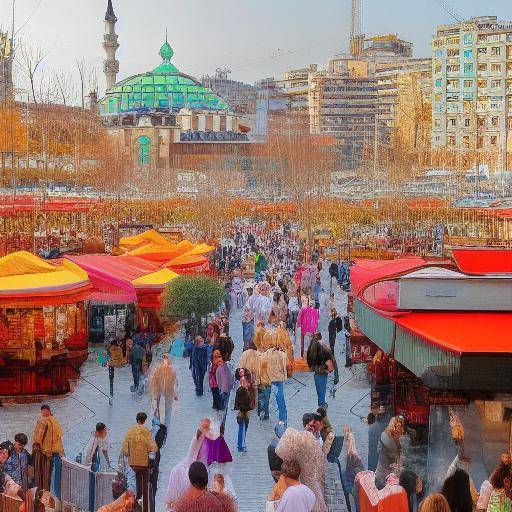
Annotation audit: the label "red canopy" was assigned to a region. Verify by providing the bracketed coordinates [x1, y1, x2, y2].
[452, 248, 512, 275]
[396, 311, 512, 354]
[351, 258, 426, 298]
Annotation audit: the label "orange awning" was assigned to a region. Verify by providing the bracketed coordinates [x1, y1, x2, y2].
[166, 254, 208, 269]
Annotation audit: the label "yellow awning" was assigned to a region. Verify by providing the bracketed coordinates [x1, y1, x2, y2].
[132, 268, 180, 289]
[119, 229, 171, 249]
[182, 243, 215, 256]
[0, 252, 89, 295]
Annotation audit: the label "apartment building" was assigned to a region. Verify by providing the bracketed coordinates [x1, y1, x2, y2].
[431, 16, 512, 165]
[275, 64, 318, 114]
[309, 57, 378, 170]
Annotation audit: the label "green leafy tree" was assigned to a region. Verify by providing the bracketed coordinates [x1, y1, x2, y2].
[161, 275, 225, 322]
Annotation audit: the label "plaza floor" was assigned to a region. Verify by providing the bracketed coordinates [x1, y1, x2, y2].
[0, 268, 371, 512]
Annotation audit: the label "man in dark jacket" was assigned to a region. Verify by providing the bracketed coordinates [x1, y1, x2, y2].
[190, 336, 209, 396]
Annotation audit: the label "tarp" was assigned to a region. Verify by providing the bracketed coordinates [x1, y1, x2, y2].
[123, 242, 182, 263]
[452, 248, 512, 274]
[132, 268, 179, 289]
[165, 254, 208, 269]
[119, 229, 170, 249]
[182, 243, 215, 256]
[351, 258, 426, 298]
[0, 251, 91, 304]
[66, 255, 159, 303]
[395, 311, 512, 354]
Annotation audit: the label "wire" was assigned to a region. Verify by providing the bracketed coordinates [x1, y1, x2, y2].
[14, 0, 44, 37]
[349, 391, 370, 421]
[433, 0, 463, 23]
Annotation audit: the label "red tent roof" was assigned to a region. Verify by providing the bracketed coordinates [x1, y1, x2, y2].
[351, 258, 426, 298]
[452, 248, 512, 274]
[395, 311, 512, 355]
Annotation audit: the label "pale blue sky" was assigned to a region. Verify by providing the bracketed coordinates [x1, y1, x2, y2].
[1, 0, 510, 95]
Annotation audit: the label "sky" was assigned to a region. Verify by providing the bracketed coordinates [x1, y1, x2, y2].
[0, 0, 511, 97]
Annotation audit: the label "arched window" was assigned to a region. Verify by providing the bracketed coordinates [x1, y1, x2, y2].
[138, 136, 151, 165]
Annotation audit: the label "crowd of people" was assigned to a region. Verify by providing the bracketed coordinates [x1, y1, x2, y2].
[1, 223, 511, 512]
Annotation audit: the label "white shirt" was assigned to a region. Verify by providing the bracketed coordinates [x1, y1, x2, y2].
[277, 484, 316, 512]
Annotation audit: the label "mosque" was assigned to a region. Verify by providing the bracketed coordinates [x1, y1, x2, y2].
[98, 0, 250, 173]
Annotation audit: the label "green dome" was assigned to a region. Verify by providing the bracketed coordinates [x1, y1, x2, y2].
[99, 41, 230, 115]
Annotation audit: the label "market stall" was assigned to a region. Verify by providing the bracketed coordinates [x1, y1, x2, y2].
[0, 251, 91, 396]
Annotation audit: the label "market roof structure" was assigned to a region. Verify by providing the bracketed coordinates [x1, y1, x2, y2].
[99, 41, 230, 115]
[0, 251, 91, 305]
[132, 268, 179, 289]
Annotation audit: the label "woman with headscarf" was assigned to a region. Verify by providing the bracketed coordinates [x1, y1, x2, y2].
[234, 368, 256, 453]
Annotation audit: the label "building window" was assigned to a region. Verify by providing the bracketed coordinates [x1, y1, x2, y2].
[491, 47, 501, 56]
[491, 79, 501, 88]
[478, 79, 488, 88]
[491, 116, 499, 127]
[435, 78, 442, 87]
[464, 118, 470, 127]
[434, 118, 441, 128]
[491, 135, 498, 145]
[463, 34, 473, 45]
[464, 63, 474, 73]
[448, 136, 456, 146]
[137, 136, 151, 165]
[463, 136, 470, 148]
[463, 49, 473, 58]
[447, 49, 460, 57]
[491, 63, 502, 72]
[463, 80, 473, 88]
[449, 118, 456, 127]
[477, 47, 487, 54]
[477, 137, 484, 148]
[478, 63, 487, 72]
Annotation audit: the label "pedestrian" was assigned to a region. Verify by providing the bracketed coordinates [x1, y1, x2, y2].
[327, 306, 343, 385]
[149, 424, 167, 512]
[150, 354, 178, 427]
[4, 433, 32, 491]
[241, 288, 255, 351]
[209, 349, 222, 411]
[266, 348, 289, 425]
[84, 422, 111, 512]
[306, 333, 334, 408]
[128, 338, 145, 393]
[0, 442, 25, 500]
[32, 404, 64, 498]
[173, 461, 237, 512]
[234, 368, 256, 453]
[399, 470, 423, 512]
[418, 494, 451, 512]
[276, 459, 316, 512]
[441, 469, 474, 512]
[120, 412, 158, 512]
[190, 336, 209, 396]
[268, 422, 287, 483]
[485, 463, 512, 512]
[215, 351, 233, 411]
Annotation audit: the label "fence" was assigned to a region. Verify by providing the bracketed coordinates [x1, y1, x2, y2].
[61, 458, 116, 512]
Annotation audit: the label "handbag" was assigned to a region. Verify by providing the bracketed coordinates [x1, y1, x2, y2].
[265, 500, 279, 512]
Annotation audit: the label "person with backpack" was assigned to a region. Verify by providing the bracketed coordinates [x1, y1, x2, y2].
[306, 332, 334, 408]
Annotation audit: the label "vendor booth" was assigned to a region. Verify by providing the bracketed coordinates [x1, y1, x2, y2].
[351, 254, 512, 490]
[0, 251, 91, 396]
[66, 254, 159, 342]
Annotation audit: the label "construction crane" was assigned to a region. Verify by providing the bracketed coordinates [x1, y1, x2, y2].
[433, 0, 464, 23]
[349, 0, 365, 57]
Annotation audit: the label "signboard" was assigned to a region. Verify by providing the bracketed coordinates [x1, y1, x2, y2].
[350, 335, 377, 364]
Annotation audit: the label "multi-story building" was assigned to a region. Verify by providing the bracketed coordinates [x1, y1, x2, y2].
[309, 57, 378, 171]
[275, 64, 318, 114]
[0, 31, 13, 102]
[364, 34, 413, 59]
[431, 16, 512, 170]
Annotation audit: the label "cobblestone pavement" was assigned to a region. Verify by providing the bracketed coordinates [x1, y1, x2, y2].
[0, 267, 370, 512]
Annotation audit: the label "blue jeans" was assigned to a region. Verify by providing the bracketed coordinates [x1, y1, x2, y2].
[237, 412, 250, 450]
[272, 381, 287, 423]
[131, 362, 141, 390]
[314, 373, 328, 407]
[242, 320, 254, 349]
[51, 454, 62, 499]
[258, 385, 271, 419]
[191, 365, 207, 396]
[220, 391, 229, 410]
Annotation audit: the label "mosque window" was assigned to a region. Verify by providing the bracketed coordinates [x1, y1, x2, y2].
[138, 136, 151, 165]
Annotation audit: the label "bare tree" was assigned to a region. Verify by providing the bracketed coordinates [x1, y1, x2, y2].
[16, 40, 47, 104]
[53, 70, 75, 106]
[76, 58, 86, 110]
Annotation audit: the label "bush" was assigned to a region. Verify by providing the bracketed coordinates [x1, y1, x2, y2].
[161, 275, 225, 321]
